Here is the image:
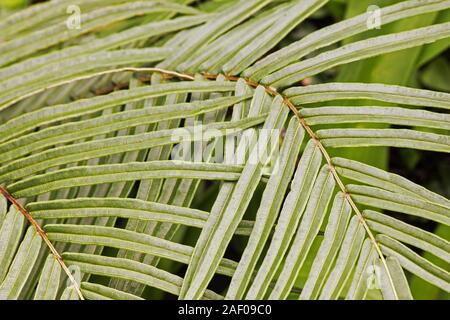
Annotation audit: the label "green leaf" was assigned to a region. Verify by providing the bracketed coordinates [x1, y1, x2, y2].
[263, 22, 450, 88]
[0, 227, 42, 299]
[0, 0, 449, 301]
[33, 254, 61, 300]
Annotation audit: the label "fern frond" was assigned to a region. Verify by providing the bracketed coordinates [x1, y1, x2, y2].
[0, 0, 449, 301]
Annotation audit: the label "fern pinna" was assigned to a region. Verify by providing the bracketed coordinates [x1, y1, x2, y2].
[0, 0, 449, 300]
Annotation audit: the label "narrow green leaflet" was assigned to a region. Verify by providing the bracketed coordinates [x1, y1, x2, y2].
[246, 140, 323, 299]
[8, 161, 244, 198]
[0, 205, 25, 283]
[0, 228, 42, 300]
[377, 257, 413, 300]
[264, 22, 450, 88]
[226, 117, 304, 299]
[33, 254, 62, 300]
[244, 0, 450, 80]
[300, 192, 352, 300]
[270, 166, 335, 299]
[285, 83, 450, 109]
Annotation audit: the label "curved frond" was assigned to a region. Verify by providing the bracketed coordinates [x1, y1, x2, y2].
[0, 0, 449, 301]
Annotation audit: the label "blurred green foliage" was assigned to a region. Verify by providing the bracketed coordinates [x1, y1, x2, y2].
[0, 0, 28, 9]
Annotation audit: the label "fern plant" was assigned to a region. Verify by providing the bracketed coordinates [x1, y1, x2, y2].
[0, 0, 449, 300]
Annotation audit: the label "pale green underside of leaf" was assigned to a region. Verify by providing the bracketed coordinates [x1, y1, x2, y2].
[0, 0, 449, 301]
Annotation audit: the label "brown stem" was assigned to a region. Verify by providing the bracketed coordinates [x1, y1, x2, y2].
[0, 186, 84, 300]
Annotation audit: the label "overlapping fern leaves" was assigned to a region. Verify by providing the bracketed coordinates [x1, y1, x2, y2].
[0, 0, 449, 300]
